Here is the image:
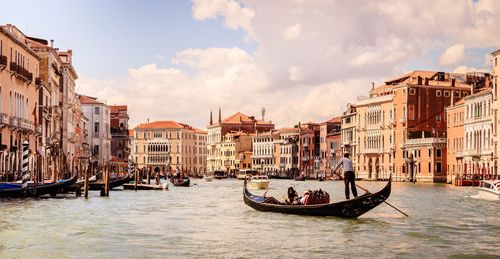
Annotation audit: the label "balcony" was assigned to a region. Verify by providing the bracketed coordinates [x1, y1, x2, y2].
[455, 150, 463, 158]
[399, 117, 406, 125]
[111, 127, 129, 137]
[303, 143, 309, 148]
[301, 156, 310, 161]
[405, 137, 446, 146]
[20, 119, 34, 131]
[35, 77, 42, 86]
[0, 113, 9, 125]
[9, 116, 19, 127]
[0, 55, 7, 68]
[10, 62, 33, 82]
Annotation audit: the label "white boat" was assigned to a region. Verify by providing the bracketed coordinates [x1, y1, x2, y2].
[237, 169, 258, 180]
[247, 175, 270, 190]
[477, 180, 500, 199]
[203, 175, 213, 182]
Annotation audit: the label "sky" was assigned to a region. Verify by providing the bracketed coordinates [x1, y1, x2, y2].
[1, 0, 499, 129]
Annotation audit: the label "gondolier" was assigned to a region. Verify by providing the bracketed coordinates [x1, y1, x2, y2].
[333, 153, 358, 200]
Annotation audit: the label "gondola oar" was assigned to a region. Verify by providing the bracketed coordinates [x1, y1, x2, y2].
[334, 171, 408, 217]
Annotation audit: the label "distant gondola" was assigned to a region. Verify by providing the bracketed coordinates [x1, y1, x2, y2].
[170, 177, 190, 187]
[0, 174, 78, 198]
[243, 177, 391, 218]
[294, 176, 306, 181]
[88, 174, 131, 191]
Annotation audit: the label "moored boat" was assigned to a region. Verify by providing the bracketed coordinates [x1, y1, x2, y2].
[214, 170, 227, 180]
[123, 182, 168, 190]
[0, 174, 78, 198]
[243, 177, 391, 218]
[88, 174, 131, 190]
[477, 180, 500, 199]
[247, 175, 270, 190]
[202, 175, 213, 182]
[170, 177, 190, 187]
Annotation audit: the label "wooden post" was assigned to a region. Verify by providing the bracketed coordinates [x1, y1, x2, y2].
[146, 167, 150, 185]
[84, 163, 90, 199]
[105, 162, 110, 196]
[134, 164, 138, 191]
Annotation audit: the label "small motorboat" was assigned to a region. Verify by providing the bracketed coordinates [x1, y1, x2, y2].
[237, 169, 257, 180]
[213, 170, 227, 180]
[123, 182, 168, 190]
[202, 175, 213, 182]
[247, 175, 270, 190]
[477, 180, 500, 199]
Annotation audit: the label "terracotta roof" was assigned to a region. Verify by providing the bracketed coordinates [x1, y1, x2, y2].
[110, 105, 127, 114]
[129, 129, 135, 137]
[326, 116, 341, 124]
[384, 70, 438, 85]
[274, 127, 299, 134]
[193, 127, 207, 134]
[222, 112, 272, 125]
[78, 95, 105, 105]
[136, 121, 185, 129]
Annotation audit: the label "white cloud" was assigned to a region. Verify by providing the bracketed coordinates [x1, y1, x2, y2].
[282, 23, 301, 40]
[80, 1, 500, 129]
[439, 44, 466, 67]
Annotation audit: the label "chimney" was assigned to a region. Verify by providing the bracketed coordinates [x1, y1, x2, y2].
[371, 82, 375, 90]
[218, 107, 221, 123]
[147, 118, 149, 123]
[50, 39, 54, 48]
[451, 90, 454, 106]
[451, 78, 456, 87]
[424, 77, 429, 85]
[209, 110, 213, 125]
[417, 76, 422, 85]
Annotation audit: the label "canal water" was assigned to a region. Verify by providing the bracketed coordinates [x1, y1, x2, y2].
[0, 179, 498, 258]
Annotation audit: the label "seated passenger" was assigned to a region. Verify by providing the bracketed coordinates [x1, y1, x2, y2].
[300, 190, 311, 205]
[286, 186, 298, 204]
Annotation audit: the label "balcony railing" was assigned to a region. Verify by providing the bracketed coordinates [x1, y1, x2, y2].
[405, 137, 446, 146]
[20, 119, 34, 131]
[0, 113, 9, 124]
[10, 62, 33, 82]
[9, 116, 19, 127]
[111, 128, 129, 136]
[0, 55, 7, 67]
[35, 77, 42, 86]
[455, 150, 463, 158]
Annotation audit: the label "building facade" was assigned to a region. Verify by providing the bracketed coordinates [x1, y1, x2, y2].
[207, 110, 274, 173]
[0, 25, 41, 181]
[252, 132, 274, 173]
[319, 117, 341, 176]
[273, 128, 299, 178]
[341, 103, 357, 167]
[299, 123, 320, 179]
[79, 95, 111, 163]
[110, 105, 130, 162]
[132, 120, 206, 176]
[446, 99, 465, 184]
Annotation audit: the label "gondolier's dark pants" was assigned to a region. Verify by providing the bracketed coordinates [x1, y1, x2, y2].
[344, 171, 357, 199]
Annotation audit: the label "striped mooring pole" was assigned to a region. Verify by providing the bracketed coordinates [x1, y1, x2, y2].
[21, 140, 30, 188]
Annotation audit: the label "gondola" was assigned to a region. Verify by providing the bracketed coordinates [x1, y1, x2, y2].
[0, 174, 78, 198]
[88, 174, 131, 190]
[170, 177, 190, 187]
[243, 177, 391, 218]
[294, 176, 306, 181]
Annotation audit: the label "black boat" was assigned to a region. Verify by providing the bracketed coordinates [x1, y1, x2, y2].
[243, 177, 391, 218]
[170, 177, 190, 187]
[294, 176, 306, 181]
[0, 174, 78, 198]
[88, 174, 131, 190]
[213, 170, 227, 180]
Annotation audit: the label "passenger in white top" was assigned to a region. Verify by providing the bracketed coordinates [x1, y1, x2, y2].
[333, 153, 358, 200]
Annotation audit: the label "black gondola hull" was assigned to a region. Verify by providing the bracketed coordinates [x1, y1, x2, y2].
[243, 178, 391, 218]
[170, 177, 190, 187]
[88, 175, 131, 190]
[0, 174, 79, 198]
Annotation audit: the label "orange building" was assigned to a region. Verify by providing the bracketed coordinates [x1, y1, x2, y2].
[0, 25, 41, 181]
[319, 117, 341, 177]
[446, 99, 465, 184]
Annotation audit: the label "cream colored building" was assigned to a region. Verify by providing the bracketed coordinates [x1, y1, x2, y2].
[220, 131, 252, 174]
[493, 49, 500, 176]
[341, 104, 357, 166]
[252, 132, 274, 173]
[132, 120, 206, 176]
[273, 128, 299, 177]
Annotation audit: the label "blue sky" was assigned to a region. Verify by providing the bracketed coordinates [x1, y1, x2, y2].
[0, 0, 253, 78]
[1, 0, 498, 128]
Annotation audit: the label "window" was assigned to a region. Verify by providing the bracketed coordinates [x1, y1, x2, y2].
[436, 114, 441, 121]
[436, 149, 441, 157]
[436, 90, 442, 97]
[95, 107, 100, 114]
[94, 122, 99, 133]
[444, 91, 450, 97]
[436, 162, 442, 174]
[408, 105, 415, 120]
[93, 145, 99, 155]
[454, 91, 460, 97]
[409, 88, 416, 95]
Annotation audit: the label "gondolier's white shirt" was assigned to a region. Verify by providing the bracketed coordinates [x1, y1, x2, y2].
[334, 157, 354, 172]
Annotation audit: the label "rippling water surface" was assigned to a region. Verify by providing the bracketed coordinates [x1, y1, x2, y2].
[0, 179, 498, 258]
